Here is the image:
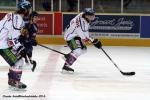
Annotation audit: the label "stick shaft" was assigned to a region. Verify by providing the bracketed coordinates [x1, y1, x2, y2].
[101, 47, 135, 76]
[101, 47, 121, 72]
[38, 44, 66, 56]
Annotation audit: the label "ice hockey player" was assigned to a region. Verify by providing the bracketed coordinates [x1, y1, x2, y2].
[19, 11, 38, 70]
[0, 0, 31, 89]
[23, 0, 32, 25]
[63, 8, 102, 72]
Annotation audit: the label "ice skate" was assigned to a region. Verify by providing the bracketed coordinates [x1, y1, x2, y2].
[8, 79, 27, 90]
[62, 64, 74, 73]
[8, 72, 27, 90]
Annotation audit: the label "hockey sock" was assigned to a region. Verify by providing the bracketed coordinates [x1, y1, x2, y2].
[9, 69, 22, 82]
[65, 53, 77, 66]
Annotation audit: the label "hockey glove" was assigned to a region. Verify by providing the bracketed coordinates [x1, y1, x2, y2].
[10, 45, 27, 60]
[8, 38, 23, 49]
[8, 39, 15, 47]
[16, 45, 27, 58]
[92, 39, 102, 49]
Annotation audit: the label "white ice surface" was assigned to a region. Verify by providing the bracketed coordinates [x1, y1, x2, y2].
[0, 45, 150, 100]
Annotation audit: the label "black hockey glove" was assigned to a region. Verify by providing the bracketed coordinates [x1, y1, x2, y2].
[31, 39, 38, 46]
[92, 39, 102, 49]
[16, 45, 27, 58]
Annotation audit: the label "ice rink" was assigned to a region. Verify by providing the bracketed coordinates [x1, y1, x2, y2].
[0, 45, 150, 100]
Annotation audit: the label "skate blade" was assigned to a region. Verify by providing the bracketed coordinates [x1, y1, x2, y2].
[9, 86, 27, 91]
[61, 69, 74, 74]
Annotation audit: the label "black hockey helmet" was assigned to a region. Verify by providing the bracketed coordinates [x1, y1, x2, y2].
[83, 8, 95, 16]
[29, 11, 39, 22]
[30, 11, 39, 17]
[17, 0, 31, 10]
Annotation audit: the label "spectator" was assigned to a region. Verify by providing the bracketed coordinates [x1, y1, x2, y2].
[67, 0, 77, 11]
[43, 1, 51, 11]
[124, 0, 132, 8]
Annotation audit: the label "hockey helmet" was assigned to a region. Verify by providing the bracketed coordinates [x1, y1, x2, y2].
[29, 11, 39, 22]
[17, 0, 31, 10]
[30, 11, 39, 17]
[83, 8, 95, 16]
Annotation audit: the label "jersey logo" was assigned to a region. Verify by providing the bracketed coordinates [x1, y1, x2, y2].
[76, 18, 80, 28]
[12, 14, 22, 30]
[15, 16, 19, 28]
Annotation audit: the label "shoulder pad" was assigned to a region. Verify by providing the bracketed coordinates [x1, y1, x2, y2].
[13, 14, 24, 30]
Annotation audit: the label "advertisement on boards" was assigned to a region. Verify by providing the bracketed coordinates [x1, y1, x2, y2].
[0, 13, 6, 20]
[0, 13, 53, 35]
[63, 14, 140, 38]
[141, 16, 150, 38]
[90, 15, 140, 38]
[37, 14, 53, 35]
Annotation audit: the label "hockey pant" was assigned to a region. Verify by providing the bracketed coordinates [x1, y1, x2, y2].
[0, 47, 25, 66]
[25, 47, 33, 58]
[0, 48, 24, 82]
[65, 37, 87, 66]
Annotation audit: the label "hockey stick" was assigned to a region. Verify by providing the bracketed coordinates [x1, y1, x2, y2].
[101, 47, 135, 76]
[31, 60, 36, 72]
[24, 55, 37, 72]
[38, 44, 66, 56]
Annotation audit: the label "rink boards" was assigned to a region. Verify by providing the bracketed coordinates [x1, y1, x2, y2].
[36, 36, 150, 46]
[0, 12, 150, 46]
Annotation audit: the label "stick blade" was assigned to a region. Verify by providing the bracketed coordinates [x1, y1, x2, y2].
[32, 60, 37, 72]
[120, 71, 135, 76]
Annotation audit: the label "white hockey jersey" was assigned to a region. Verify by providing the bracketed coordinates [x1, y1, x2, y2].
[0, 13, 24, 49]
[64, 13, 94, 42]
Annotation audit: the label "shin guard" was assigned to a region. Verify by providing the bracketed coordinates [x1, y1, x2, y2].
[65, 53, 77, 66]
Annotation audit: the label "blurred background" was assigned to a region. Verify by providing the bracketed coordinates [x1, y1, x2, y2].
[1, 0, 150, 13]
[0, 0, 150, 46]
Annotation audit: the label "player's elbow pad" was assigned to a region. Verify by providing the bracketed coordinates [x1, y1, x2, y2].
[92, 39, 102, 49]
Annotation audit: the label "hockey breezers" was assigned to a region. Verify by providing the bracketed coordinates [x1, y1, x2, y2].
[101, 47, 135, 76]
